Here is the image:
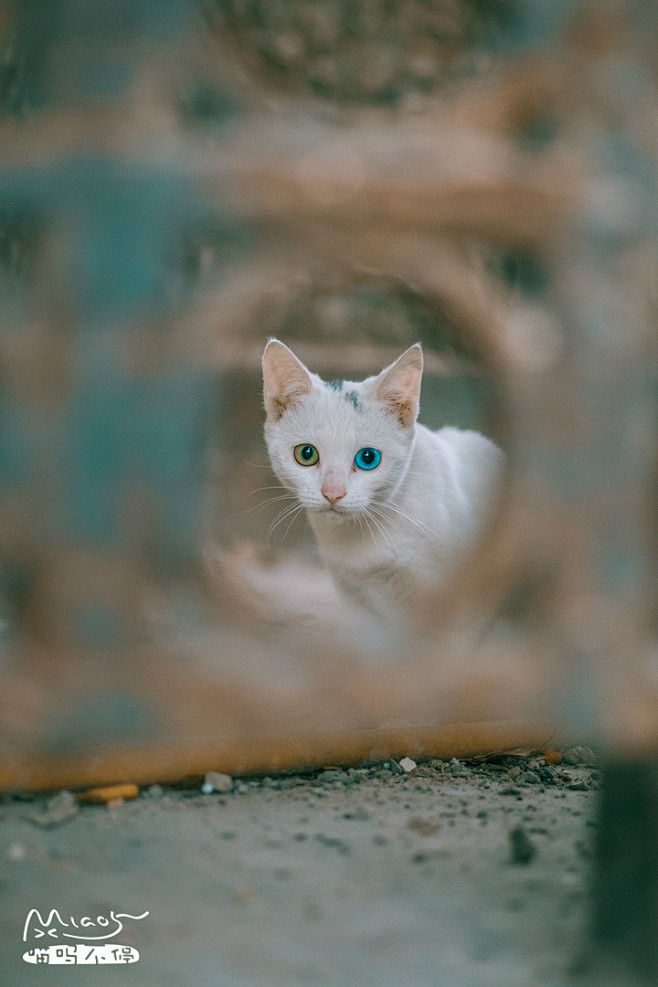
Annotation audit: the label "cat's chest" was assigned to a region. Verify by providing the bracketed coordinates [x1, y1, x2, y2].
[317, 524, 401, 572]
[330, 556, 415, 616]
[313, 506, 438, 578]
[319, 533, 421, 601]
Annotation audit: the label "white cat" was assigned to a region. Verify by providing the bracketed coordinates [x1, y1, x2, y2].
[262, 339, 504, 625]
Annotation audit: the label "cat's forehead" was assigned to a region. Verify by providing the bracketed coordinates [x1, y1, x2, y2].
[324, 378, 363, 412]
[303, 382, 368, 430]
[279, 380, 390, 444]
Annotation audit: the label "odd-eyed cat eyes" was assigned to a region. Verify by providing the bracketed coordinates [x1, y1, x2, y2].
[354, 447, 381, 470]
[293, 444, 382, 470]
[294, 444, 319, 466]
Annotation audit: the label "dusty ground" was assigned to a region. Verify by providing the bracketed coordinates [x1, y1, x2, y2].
[0, 749, 622, 987]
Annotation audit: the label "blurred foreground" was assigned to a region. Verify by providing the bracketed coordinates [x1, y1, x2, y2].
[0, 2, 656, 981]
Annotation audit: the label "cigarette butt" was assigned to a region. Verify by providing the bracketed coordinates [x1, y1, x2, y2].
[77, 783, 139, 805]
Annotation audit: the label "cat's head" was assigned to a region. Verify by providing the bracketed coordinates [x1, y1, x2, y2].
[262, 339, 423, 520]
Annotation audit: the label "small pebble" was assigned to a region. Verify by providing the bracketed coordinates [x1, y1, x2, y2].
[509, 826, 535, 865]
[399, 757, 417, 773]
[315, 833, 351, 855]
[520, 771, 541, 785]
[27, 791, 78, 829]
[78, 783, 138, 805]
[407, 816, 441, 836]
[562, 746, 599, 766]
[342, 807, 370, 821]
[203, 772, 233, 794]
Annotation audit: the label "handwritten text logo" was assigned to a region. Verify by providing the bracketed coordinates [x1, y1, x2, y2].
[22, 908, 149, 966]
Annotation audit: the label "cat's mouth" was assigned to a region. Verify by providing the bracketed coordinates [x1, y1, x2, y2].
[315, 503, 354, 520]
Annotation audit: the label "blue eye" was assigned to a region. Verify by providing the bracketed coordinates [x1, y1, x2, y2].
[354, 447, 381, 470]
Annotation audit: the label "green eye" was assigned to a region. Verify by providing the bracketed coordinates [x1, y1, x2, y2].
[294, 444, 319, 466]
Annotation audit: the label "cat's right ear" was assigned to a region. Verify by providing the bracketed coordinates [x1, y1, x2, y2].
[370, 343, 423, 428]
[262, 339, 313, 420]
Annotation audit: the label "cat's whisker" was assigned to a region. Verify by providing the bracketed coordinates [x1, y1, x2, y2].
[356, 511, 377, 546]
[365, 514, 395, 548]
[359, 509, 378, 545]
[244, 499, 297, 516]
[248, 485, 291, 496]
[267, 501, 302, 532]
[368, 503, 404, 534]
[381, 504, 436, 538]
[243, 492, 298, 515]
[265, 502, 292, 528]
[362, 508, 396, 551]
[367, 505, 405, 543]
[266, 502, 305, 547]
[249, 491, 296, 504]
[280, 504, 305, 543]
[374, 500, 439, 540]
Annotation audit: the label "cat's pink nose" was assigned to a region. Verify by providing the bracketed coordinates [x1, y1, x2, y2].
[321, 481, 346, 505]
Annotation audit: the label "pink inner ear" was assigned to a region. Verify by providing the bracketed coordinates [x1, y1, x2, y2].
[376, 365, 421, 427]
[382, 394, 417, 427]
[263, 344, 312, 419]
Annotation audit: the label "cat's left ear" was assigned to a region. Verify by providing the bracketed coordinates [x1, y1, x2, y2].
[262, 339, 313, 421]
[369, 344, 423, 427]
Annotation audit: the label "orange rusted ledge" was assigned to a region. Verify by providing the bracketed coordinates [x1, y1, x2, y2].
[0, 721, 554, 793]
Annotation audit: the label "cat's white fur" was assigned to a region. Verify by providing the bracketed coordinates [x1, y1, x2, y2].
[262, 339, 504, 623]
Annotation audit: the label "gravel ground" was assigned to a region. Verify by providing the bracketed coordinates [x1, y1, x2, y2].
[0, 750, 611, 987]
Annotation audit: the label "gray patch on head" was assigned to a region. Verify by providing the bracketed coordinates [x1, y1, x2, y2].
[326, 378, 360, 409]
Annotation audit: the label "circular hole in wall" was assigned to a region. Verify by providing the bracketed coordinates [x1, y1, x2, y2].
[205, 273, 508, 637]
